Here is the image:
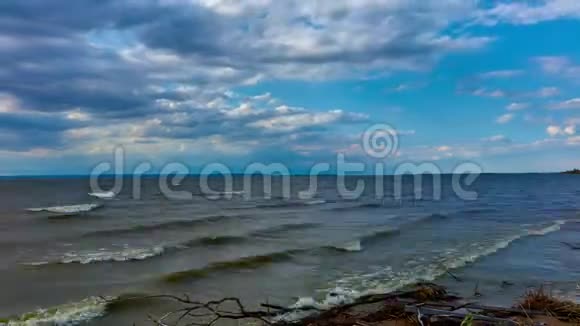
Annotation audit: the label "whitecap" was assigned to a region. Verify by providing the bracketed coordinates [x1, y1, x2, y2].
[331, 240, 363, 252]
[305, 199, 326, 206]
[0, 296, 112, 326]
[26, 204, 101, 214]
[88, 191, 116, 199]
[290, 219, 569, 318]
[27, 246, 165, 265]
[527, 220, 565, 236]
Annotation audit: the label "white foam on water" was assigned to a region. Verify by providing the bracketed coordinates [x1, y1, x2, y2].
[62, 246, 165, 264]
[305, 199, 326, 206]
[88, 191, 116, 199]
[26, 246, 165, 265]
[277, 287, 360, 322]
[527, 219, 565, 236]
[26, 204, 101, 214]
[0, 296, 112, 326]
[332, 240, 363, 252]
[280, 220, 568, 321]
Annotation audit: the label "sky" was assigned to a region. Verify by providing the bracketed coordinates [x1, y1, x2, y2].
[1, 0, 580, 175]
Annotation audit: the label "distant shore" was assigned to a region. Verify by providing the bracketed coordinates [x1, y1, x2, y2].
[563, 169, 580, 175]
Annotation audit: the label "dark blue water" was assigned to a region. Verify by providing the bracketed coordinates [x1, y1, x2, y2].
[0, 174, 578, 325]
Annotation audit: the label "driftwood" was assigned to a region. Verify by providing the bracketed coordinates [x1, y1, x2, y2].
[112, 283, 580, 326]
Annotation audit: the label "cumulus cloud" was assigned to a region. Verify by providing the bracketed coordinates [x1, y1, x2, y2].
[0, 0, 499, 156]
[2, 0, 579, 167]
[546, 124, 576, 137]
[496, 113, 515, 124]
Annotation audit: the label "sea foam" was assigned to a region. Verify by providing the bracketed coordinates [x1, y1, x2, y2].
[0, 296, 111, 326]
[26, 204, 101, 214]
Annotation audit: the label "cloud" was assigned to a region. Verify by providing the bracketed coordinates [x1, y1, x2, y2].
[478, 70, 523, 79]
[477, 1, 580, 25]
[496, 113, 515, 124]
[550, 98, 580, 110]
[483, 135, 511, 144]
[506, 102, 529, 111]
[534, 56, 580, 79]
[386, 82, 428, 93]
[436, 145, 452, 152]
[0, 0, 497, 158]
[537, 87, 560, 98]
[546, 124, 576, 137]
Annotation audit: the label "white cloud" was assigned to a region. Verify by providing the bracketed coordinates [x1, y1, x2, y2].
[550, 98, 580, 110]
[251, 93, 273, 102]
[506, 102, 529, 111]
[436, 145, 452, 152]
[483, 134, 511, 143]
[496, 113, 514, 124]
[547, 124, 576, 137]
[471, 88, 506, 98]
[479, 70, 523, 79]
[248, 110, 367, 132]
[0, 93, 21, 113]
[537, 87, 560, 98]
[534, 56, 580, 79]
[478, 1, 580, 25]
[547, 125, 562, 137]
[66, 109, 91, 122]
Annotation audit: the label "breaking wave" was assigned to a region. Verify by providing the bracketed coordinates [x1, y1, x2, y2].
[328, 240, 363, 252]
[88, 191, 116, 199]
[28, 222, 322, 266]
[25, 246, 166, 266]
[0, 296, 112, 326]
[283, 220, 568, 319]
[26, 204, 101, 215]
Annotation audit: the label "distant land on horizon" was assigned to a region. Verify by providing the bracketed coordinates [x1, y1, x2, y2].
[563, 169, 580, 175]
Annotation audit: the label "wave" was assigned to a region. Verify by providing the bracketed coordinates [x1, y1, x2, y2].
[251, 222, 321, 238]
[26, 204, 102, 215]
[162, 250, 302, 283]
[83, 214, 252, 238]
[459, 208, 500, 215]
[183, 235, 247, 247]
[30, 222, 322, 266]
[328, 240, 363, 252]
[253, 200, 327, 209]
[284, 220, 568, 319]
[0, 296, 112, 326]
[305, 199, 327, 206]
[168, 222, 321, 248]
[88, 191, 116, 199]
[329, 202, 384, 211]
[359, 228, 401, 244]
[25, 246, 165, 266]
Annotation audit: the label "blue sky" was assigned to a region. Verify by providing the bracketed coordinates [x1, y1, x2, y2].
[1, 0, 580, 175]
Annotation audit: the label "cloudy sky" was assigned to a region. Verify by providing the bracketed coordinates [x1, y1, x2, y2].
[1, 0, 580, 175]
